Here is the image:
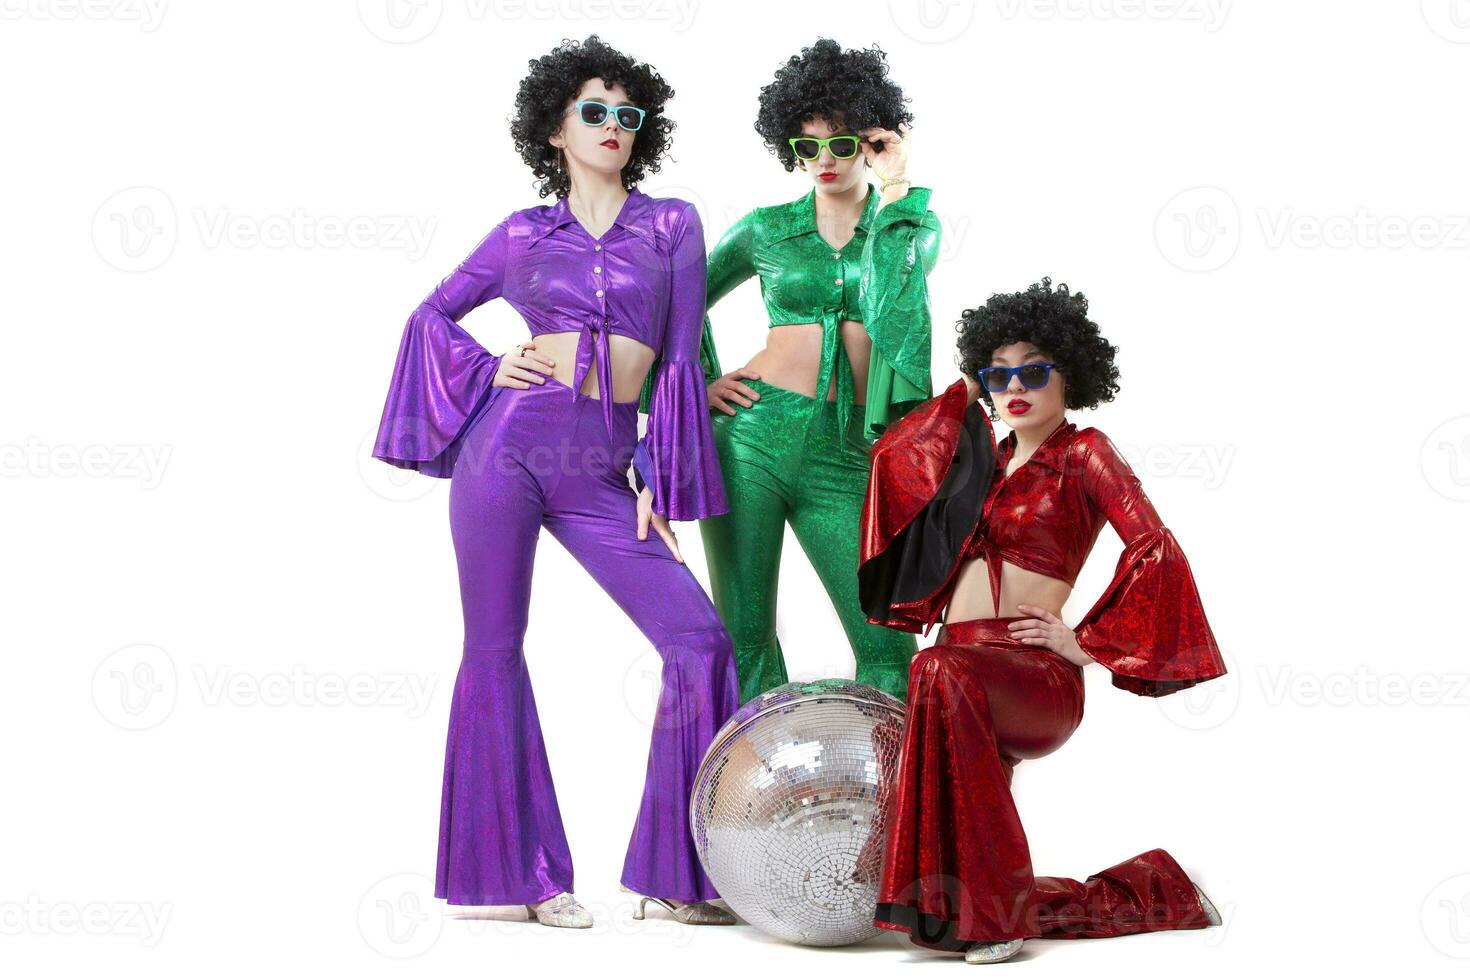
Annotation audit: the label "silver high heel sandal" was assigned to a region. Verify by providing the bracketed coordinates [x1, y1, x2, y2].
[524, 891, 593, 928]
[965, 938, 1023, 964]
[620, 885, 736, 925]
[1194, 883, 1223, 926]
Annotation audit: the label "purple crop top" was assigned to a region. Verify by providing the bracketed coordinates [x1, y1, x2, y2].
[371, 187, 728, 521]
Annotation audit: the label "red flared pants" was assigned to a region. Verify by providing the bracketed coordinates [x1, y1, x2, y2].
[873, 616, 1212, 948]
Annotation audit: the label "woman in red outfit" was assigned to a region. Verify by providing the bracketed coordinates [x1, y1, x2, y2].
[857, 278, 1228, 963]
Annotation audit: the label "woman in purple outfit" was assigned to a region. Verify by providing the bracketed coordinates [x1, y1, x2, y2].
[371, 36, 739, 928]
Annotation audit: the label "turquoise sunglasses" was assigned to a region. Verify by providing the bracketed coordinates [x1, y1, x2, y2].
[565, 100, 645, 132]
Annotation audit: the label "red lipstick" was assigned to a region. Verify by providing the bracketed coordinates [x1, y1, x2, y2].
[1007, 399, 1031, 415]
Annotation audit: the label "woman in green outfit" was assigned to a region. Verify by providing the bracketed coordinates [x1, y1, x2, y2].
[642, 39, 940, 702]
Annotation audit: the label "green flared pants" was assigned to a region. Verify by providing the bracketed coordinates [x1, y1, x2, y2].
[699, 378, 917, 703]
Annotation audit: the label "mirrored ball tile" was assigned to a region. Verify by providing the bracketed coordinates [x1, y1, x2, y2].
[691, 679, 906, 946]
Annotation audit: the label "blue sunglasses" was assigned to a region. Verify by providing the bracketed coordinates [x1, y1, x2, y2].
[977, 362, 1058, 392]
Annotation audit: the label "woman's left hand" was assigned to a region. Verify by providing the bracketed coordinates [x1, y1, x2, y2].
[859, 122, 909, 183]
[1011, 604, 1094, 667]
[636, 486, 684, 563]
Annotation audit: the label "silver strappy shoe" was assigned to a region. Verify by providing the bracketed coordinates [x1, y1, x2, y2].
[620, 885, 736, 925]
[965, 938, 1023, 964]
[964, 934, 1023, 963]
[524, 891, 593, 928]
[1194, 883, 1223, 926]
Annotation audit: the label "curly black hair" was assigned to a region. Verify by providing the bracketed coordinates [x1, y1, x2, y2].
[754, 38, 913, 171]
[509, 34, 675, 199]
[955, 278, 1122, 420]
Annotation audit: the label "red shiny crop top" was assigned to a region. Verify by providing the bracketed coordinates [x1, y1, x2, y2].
[963, 414, 1158, 617]
[858, 378, 1227, 697]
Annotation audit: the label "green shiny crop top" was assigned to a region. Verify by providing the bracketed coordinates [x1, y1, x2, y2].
[638, 182, 942, 450]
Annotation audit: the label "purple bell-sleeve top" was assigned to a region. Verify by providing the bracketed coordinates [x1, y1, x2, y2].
[372, 188, 728, 521]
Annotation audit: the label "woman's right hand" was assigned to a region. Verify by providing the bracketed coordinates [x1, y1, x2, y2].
[493, 339, 556, 389]
[708, 368, 762, 416]
[963, 373, 982, 403]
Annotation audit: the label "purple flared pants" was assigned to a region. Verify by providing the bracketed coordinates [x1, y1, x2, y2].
[438, 373, 740, 906]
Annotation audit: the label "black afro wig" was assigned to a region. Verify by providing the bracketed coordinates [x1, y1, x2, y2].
[955, 278, 1122, 421]
[510, 34, 675, 199]
[754, 38, 913, 171]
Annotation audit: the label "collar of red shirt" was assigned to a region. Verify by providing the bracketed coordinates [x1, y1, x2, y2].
[995, 417, 1078, 477]
[527, 186, 657, 247]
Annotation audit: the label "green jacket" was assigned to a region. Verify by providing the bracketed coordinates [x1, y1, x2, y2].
[640, 183, 941, 448]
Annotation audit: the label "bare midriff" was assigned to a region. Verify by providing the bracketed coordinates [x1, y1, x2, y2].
[944, 559, 1073, 623]
[523, 331, 658, 404]
[743, 320, 872, 402]
[945, 445, 1075, 622]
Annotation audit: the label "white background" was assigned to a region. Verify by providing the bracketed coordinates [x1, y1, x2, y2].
[3, 0, 1468, 975]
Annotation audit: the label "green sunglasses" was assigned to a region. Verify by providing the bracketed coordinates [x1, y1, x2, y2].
[788, 134, 863, 160]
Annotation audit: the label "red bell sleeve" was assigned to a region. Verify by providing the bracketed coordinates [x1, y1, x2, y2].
[1072, 429, 1228, 697]
[858, 378, 995, 635]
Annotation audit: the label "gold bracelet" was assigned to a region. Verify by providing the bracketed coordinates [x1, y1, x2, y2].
[879, 176, 911, 192]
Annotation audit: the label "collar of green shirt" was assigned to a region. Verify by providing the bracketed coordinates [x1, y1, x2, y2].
[764, 181, 880, 245]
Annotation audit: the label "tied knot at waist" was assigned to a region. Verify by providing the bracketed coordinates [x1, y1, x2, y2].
[568, 312, 619, 443]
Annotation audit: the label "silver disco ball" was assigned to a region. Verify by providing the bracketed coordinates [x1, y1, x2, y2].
[690, 678, 907, 946]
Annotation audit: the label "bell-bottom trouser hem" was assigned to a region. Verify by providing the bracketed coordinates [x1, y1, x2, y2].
[434, 375, 739, 907]
[873, 616, 1212, 947]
